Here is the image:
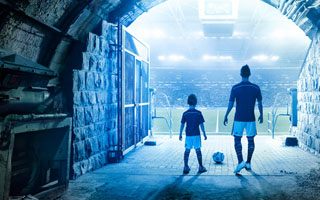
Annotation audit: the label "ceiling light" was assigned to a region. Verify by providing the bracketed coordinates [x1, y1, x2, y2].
[271, 56, 279, 61]
[252, 55, 268, 61]
[203, 55, 233, 61]
[168, 54, 185, 62]
[252, 55, 280, 62]
[158, 55, 166, 61]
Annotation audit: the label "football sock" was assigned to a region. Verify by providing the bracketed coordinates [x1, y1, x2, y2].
[196, 148, 203, 167]
[247, 136, 255, 163]
[234, 136, 243, 164]
[184, 149, 190, 167]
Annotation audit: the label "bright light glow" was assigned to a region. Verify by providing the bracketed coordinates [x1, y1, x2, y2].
[203, 54, 233, 61]
[168, 54, 185, 62]
[158, 54, 186, 62]
[252, 54, 268, 61]
[135, 29, 167, 39]
[218, 56, 233, 60]
[202, 54, 218, 60]
[252, 55, 280, 62]
[158, 55, 166, 61]
[270, 27, 305, 39]
[271, 30, 286, 39]
[271, 56, 279, 61]
[152, 29, 167, 39]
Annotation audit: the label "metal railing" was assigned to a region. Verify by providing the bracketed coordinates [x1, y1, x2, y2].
[151, 91, 173, 138]
[267, 92, 291, 138]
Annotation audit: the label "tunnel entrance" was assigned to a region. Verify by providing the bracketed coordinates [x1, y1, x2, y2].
[125, 0, 311, 137]
[0, 0, 320, 199]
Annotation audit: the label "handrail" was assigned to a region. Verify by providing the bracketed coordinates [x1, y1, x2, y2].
[151, 91, 173, 138]
[267, 92, 291, 138]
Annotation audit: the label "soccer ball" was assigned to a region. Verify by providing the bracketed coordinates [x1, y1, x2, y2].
[212, 151, 224, 163]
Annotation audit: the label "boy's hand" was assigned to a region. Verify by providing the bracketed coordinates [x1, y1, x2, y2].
[223, 116, 228, 126]
[258, 115, 263, 124]
[204, 135, 207, 140]
[179, 135, 182, 141]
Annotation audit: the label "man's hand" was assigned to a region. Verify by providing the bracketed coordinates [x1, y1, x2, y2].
[223, 116, 228, 126]
[204, 135, 207, 140]
[258, 115, 263, 124]
[179, 135, 182, 141]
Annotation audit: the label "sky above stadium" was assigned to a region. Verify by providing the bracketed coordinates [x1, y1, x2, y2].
[128, 0, 311, 70]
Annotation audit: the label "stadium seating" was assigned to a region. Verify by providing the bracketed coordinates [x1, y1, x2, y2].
[150, 68, 299, 107]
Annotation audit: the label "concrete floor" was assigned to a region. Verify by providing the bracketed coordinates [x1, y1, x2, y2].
[60, 136, 320, 200]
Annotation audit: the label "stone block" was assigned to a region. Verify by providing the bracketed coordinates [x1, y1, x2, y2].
[73, 91, 82, 106]
[314, 138, 320, 152]
[99, 134, 108, 150]
[84, 106, 94, 125]
[72, 162, 81, 178]
[107, 24, 117, 44]
[80, 159, 89, 175]
[94, 72, 103, 89]
[74, 141, 86, 162]
[84, 138, 93, 158]
[86, 72, 95, 90]
[92, 137, 99, 155]
[97, 56, 106, 72]
[82, 52, 90, 71]
[98, 105, 105, 122]
[99, 36, 109, 56]
[109, 130, 117, 146]
[73, 127, 85, 142]
[87, 32, 100, 53]
[96, 92, 102, 104]
[73, 70, 86, 91]
[84, 124, 95, 139]
[81, 91, 89, 106]
[107, 51, 117, 74]
[95, 122, 105, 135]
[92, 105, 99, 122]
[101, 20, 112, 38]
[89, 54, 97, 71]
[88, 91, 97, 105]
[105, 120, 111, 132]
[73, 107, 85, 128]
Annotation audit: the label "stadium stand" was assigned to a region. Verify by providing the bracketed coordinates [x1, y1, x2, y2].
[150, 68, 299, 107]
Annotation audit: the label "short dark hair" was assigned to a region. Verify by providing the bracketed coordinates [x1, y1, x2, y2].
[187, 94, 197, 106]
[240, 64, 251, 78]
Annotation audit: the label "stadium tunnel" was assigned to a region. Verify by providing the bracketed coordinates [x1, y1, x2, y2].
[0, 0, 320, 199]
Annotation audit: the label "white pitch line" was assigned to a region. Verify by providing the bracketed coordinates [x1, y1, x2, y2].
[216, 110, 219, 133]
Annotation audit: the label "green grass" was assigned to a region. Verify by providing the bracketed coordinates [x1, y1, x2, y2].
[152, 107, 291, 135]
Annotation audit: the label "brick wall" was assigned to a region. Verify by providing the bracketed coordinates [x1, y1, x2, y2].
[294, 30, 320, 155]
[71, 21, 118, 178]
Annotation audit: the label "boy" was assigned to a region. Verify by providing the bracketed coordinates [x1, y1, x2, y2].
[179, 94, 207, 174]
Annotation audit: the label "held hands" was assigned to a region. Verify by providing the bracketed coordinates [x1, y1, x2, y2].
[258, 115, 263, 124]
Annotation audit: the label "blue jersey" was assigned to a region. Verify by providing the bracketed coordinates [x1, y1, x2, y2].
[181, 108, 205, 136]
[229, 81, 262, 122]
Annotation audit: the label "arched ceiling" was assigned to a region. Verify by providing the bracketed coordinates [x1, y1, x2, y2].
[0, 0, 319, 72]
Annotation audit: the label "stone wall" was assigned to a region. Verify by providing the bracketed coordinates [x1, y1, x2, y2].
[294, 30, 320, 155]
[72, 21, 118, 178]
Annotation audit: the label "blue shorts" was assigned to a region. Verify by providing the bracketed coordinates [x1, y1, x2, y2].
[185, 135, 201, 149]
[232, 121, 257, 137]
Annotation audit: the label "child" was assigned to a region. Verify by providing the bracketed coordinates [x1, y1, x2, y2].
[179, 94, 207, 174]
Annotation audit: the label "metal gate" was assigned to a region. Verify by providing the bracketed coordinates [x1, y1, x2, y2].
[120, 26, 150, 152]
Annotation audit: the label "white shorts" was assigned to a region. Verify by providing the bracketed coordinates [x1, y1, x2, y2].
[185, 136, 201, 149]
[232, 121, 257, 137]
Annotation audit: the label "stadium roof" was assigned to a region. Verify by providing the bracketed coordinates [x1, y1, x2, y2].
[127, 0, 312, 69]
